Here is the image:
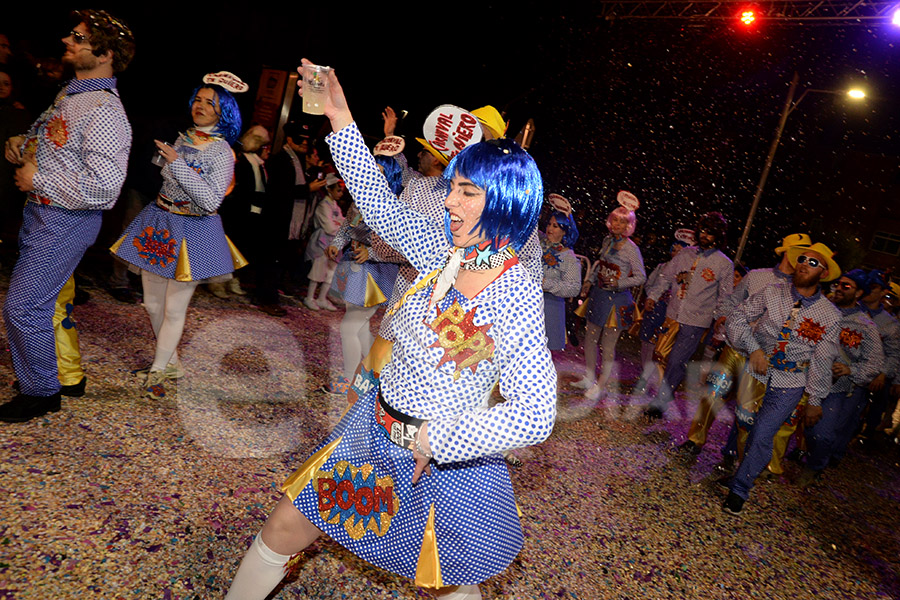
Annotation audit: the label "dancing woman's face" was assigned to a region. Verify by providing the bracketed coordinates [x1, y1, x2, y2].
[445, 174, 487, 248]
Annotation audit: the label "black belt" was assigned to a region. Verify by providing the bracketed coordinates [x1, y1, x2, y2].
[375, 392, 423, 449]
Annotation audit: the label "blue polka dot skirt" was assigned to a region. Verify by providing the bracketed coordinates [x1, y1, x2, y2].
[331, 260, 400, 308]
[281, 388, 524, 587]
[111, 203, 244, 281]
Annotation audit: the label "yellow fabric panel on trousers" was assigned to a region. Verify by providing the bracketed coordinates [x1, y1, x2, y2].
[769, 395, 808, 474]
[688, 346, 746, 447]
[652, 318, 680, 366]
[54, 275, 84, 386]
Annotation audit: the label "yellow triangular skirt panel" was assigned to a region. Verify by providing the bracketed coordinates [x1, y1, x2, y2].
[415, 503, 443, 588]
[175, 239, 192, 282]
[280, 438, 342, 501]
[364, 272, 388, 307]
[227, 235, 249, 270]
[109, 234, 125, 255]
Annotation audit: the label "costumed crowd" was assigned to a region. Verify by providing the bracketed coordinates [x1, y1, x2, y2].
[0, 10, 899, 599]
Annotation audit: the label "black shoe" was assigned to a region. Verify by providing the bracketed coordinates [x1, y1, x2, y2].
[678, 440, 702, 456]
[722, 492, 745, 517]
[714, 454, 737, 475]
[0, 392, 62, 423]
[786, 447, 808, 463]
[643, 406, 663, 422]
[60, 376, 86, 397]
[109, 287, 137, 304]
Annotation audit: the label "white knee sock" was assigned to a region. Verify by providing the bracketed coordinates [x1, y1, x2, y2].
[339, 305, 378, 381]
[151, 279, 197, 372]
[224, 532, 292, 600]
[435, 584, 482, 599]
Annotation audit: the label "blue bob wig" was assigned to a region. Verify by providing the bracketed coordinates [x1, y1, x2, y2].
[375, 154, 404, 196]
[190, 84, 242, 145]
[442, 138, 543, 251]
[549, 210, 579, 248]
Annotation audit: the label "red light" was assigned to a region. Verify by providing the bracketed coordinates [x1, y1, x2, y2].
[740, 10, 756, 26]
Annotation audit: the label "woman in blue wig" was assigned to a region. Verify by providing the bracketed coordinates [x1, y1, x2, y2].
[540, 196, 582, 351]
[224, 60, 557, 600]
[111, 73, 247, 400]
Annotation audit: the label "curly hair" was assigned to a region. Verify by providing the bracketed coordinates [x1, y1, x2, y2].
[72, 9, 135, 73]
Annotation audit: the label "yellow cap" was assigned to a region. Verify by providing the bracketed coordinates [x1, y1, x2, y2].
[471, 106, 508, 139]
[775, 233, 811, 256]
[415, 138, 450, 166]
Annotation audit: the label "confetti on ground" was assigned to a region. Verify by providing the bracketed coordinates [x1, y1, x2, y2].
[0, 267, 897, 600]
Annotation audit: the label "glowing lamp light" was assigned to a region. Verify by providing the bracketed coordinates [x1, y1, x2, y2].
[740, 10, 756, 25]
[893, 8, 900, 26]
[847, 89, 866, 100]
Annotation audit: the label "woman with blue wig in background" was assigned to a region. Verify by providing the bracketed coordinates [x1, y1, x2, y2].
[111, 73, 247, 400]
[224, 59, 557, 600]
[321, 150, 403, 394]
[540, 196, 582, 351]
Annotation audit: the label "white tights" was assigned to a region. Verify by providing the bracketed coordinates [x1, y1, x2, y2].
[583, 323, 622, 386]
[140, 271, 198, 371]
[339, 304, 377, 381]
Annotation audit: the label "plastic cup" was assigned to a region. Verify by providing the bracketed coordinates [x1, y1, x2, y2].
[302, 64, 332, 115]
[151, 142, 171, 167]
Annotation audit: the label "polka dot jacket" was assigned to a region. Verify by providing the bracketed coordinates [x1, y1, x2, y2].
[327, 123, 557, 463]
[23, 77, 131, 210]
[726, 281, 842, 405]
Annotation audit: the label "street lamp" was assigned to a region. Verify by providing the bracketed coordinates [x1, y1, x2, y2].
[734, 73, 867, 263]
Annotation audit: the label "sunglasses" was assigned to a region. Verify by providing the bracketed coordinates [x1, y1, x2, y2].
[885, 293, 897, 302]
[836, 282, 856, 291]
[796, 255, 826, 269]
[69, 30, 90, 44]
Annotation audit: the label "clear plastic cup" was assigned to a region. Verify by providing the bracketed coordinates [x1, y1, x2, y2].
[302, 64, 332, 115]
[151, 142, 172, 167]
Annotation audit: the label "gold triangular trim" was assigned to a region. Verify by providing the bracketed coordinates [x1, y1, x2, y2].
[363, 272, 388, 307]
[175, 239, 192, 282]
[280, 437, 342, 501]
[109, 234, 126, 255]
[414, 503, 443, 588]
[226, 235, 249, 270]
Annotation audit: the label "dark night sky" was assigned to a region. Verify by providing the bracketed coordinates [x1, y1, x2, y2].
[5, 3, 900, 270]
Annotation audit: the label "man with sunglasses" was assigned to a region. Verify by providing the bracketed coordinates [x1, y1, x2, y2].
[856, 270, 900, 443]
[0, 10, 134, 422]
[722, 243, 842, 515]
[799, 269, 883, 486]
